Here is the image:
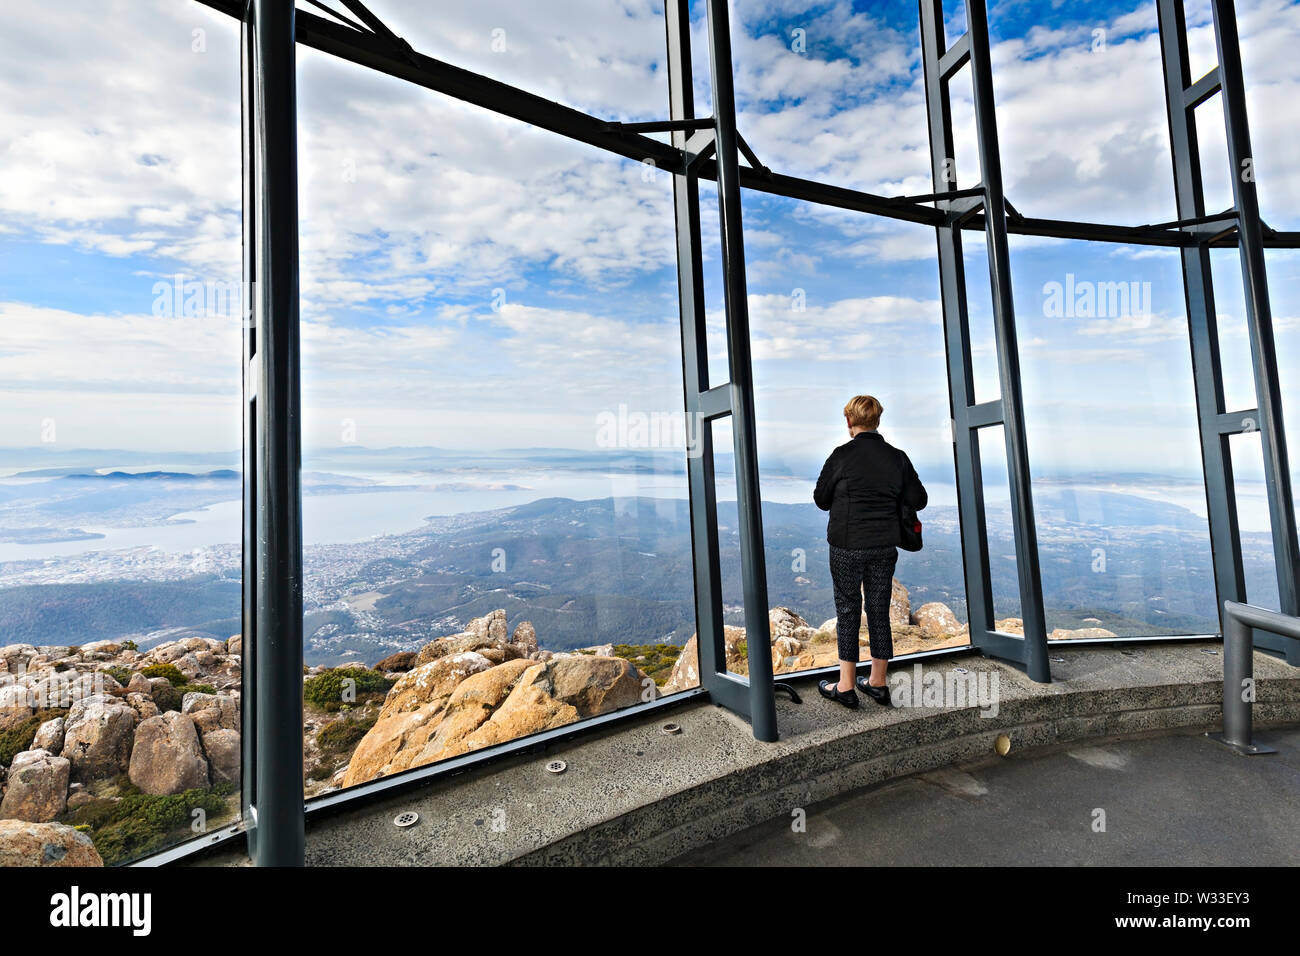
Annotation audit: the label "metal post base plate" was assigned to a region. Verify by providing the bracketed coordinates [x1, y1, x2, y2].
[1206, 731, 1278, 755]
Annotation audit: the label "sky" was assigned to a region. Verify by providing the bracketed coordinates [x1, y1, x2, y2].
[0, 0, 1298, 493]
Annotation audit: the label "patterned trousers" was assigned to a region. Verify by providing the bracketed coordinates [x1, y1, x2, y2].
[829, 544, 898, 662]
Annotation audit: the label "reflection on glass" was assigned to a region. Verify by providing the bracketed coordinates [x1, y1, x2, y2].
[1013, 237, 1217, 638]
[0, 2, 243, 865]
[1230, 431, 1282, 611]
[296, 51, 695, 795]
[744, 192, 969, 674]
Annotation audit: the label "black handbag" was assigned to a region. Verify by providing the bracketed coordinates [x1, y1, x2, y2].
[896, 449, 923, 552]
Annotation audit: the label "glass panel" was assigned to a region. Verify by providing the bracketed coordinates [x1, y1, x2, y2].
[1012, 235, 1218, 637]
[1237, 0, 1300, 231]
[976, 426, 1022, 627]
[295, 47, 694, 796]
[744, 192, 969, 674]
[710, 416, 752, 677]
[1209, 247, 1258, 414]
[1230, 430, 1281, 611]
[320, 0, 669, 121]
[0, 2, 242, 864]
[725, 0, 934, 196]
[1271, 250, 1300, 552]
[988, 1, 1177, 226]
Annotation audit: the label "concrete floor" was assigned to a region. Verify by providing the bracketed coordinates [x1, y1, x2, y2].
[671, 726, 1300, 866]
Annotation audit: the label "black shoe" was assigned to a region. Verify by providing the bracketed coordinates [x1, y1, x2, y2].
[855, 676, 892, 706]
[818, 679, 859, 709]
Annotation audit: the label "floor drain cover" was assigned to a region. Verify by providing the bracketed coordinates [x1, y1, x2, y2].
[393, 811, 419, 828]
[661, 722, 682, 735]
[546, 759, 567, 774]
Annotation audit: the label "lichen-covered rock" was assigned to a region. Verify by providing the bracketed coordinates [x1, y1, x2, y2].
[0, 820, 103, 866]
[1049, 626, 1118, 640]
[0, 750, 70, 822]
[201, 728, 240, 787]
[31, 717, 65, 753]
[995, 617, 1024, 635]
[911, 602, 962, 638]
[128, 712, 209, 795]
[378, 653, 494, 720]
[182, 692, 241, 735]
[61, 694, 138, 783]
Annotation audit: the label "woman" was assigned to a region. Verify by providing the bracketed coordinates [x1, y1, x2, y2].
[813, 395, 927, 707]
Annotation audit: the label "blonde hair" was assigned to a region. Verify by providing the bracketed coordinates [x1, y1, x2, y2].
[843, 394, 883, 430]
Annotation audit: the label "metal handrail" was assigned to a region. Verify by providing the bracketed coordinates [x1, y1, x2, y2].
[1211, 600, 1300, 754]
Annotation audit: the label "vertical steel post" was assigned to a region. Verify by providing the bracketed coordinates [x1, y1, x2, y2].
[238, 2, 258, 842]
[1210, 0, 1300, 639]
[246, 0, 305, 866]
[703, 0, 778, 740]
[664, 0, 729, 710]
[918, 0, 1049, 681]
[1157, 0, 1299, 664]
[1220, 606, 1252, 748]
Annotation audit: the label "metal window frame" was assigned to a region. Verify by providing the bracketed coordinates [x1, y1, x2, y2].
[1157, 0, 1300, 664]
[175, 0, 1300, 866]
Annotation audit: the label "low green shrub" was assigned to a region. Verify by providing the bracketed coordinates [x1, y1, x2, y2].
[64, 784, 235, 866]
[0, 708, 68, 766]
[316, 714, 377, 754]
[139, 663, 187, 685]
[102, 666, 132, 687]
[303, 669, 392, 710]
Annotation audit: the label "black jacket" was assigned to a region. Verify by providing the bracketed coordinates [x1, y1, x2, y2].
[813, 431, 928, 549]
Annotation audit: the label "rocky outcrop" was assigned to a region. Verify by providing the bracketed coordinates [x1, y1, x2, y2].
[0, 750, 70, 822]
[0, 820, 103, 866]
[0, 635, 243, 834]
[128, 712, 209, 795]
[342, 612, 654, 788]
[1049, 626, 1119, 640]
[662, 581, 974, 694]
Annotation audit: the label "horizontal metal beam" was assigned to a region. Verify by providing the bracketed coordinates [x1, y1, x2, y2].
[191, 0, 1300, 250]
[1215, 409, 1261, 434]
[939, 33, 971, 80]
[1185, 67, 1223, 108]
[696, 383, 733, 420]
[964, 399, 1005, 429]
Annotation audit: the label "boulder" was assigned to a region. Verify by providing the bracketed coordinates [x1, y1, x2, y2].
[182, 693, 240, 735]
[889, 577, 911, 626]
[0, 750, 70, 822]
[31, 717, 65, 753]
[661, 636, 700, 694]
[226, 634, 242, 656]
[61, 695, 138, 783]
[414, 629, 521, 668]
[510, 621, 538, 657]
[201, 728, 240, 787]
[126, 693, 160, 721]
[378, 652, 493, 720]
[0, 820, 103, 867]
[127, 712, 209, 795]
[373, 651, 416, 673]
[911, 602, 962, 638]
[343, 657, 536, 786]
[547, 655, 649, 716]
[995, 617, 1024, 635]
[465, 609, 509, 644]
[126, 672, 153, 695]
[1048, 626, 1118, 641]
[0, 683, 34, 731]
[439, 663, 578, 757]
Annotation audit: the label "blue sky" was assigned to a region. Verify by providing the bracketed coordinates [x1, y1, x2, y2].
[0, 0, 1297, 499]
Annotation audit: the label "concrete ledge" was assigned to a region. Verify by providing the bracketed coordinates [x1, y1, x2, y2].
[200, 640, 1300, 866]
